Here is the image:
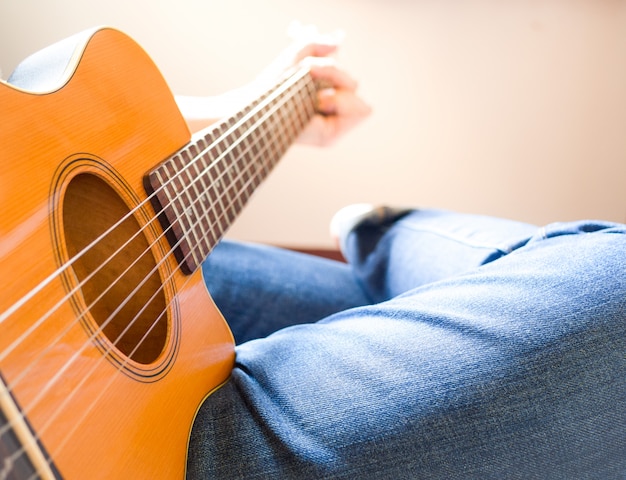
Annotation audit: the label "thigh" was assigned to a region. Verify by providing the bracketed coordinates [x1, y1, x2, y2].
[202, 240, 370, 344]
[344, 209, 539, 302]
[189, 222, 626, 479]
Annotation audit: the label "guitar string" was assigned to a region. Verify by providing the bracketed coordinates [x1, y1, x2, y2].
[0, 64, 310, 329]
[5, 81, 309, 407]
[41, 93, 313, 473]
[0, 72, 312, 424]
[0, 77, 310, 454]
[0, 71, 316, 473]
[0, 65, 311, 365]
[1, 76, 310, 476]
[41, 112, 307, 471]
[0, 70, 311, 431]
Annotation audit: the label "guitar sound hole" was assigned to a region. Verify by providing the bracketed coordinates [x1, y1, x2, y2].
[62, 173, 168, 365]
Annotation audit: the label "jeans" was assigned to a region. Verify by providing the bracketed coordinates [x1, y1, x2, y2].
[187, 209, 626, 479]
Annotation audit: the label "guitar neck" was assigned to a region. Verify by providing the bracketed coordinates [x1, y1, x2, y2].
[145, 67, 318, 274]
[1, 374, 57, 479]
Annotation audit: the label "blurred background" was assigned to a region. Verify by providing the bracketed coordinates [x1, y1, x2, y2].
[2, 0, 625, 248]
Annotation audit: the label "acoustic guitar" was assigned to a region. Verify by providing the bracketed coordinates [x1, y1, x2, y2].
[0, 27, 320, 478]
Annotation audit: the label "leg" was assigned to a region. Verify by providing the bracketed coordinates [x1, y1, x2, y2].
[342, 208, 539, 301]
[204, 209, 539, 343]
[189, 220, 626, 479]
[202, 240, 370, 344]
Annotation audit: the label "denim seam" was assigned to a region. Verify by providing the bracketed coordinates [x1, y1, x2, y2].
[396, 223, 519, 256]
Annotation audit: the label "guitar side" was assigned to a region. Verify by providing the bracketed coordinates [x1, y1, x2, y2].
[0, 28, 235, 478]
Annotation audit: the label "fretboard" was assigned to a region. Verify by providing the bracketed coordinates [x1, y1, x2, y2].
[144, 67, 318, 274]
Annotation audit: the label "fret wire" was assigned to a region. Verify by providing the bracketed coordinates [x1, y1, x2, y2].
[205, 87, 312, 248]
[195, 104, 292, 248]
[207, 148, 230, 229]
[188, 158, 208, 248]
[208, 109, 264, 220]
[170, 157, 187, 200]
[184, 163, 211, 259]
[268, 98, 289, 165]
[155, 168, 186, 248]
[218, 135, 235, 215]
[294, 79, 310, 132]
[283, 85, 299, 143]
[224, 131, 244, 213]
[152, 69, 317, 269]
[180, 159, 204, 238]
[282, 84, 300, 147]
[167, 155, 196, 261]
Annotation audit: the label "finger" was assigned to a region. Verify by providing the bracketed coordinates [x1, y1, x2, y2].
[298, 91, 371, 146]
[299, 111, 365, 147]
[293, 42, 338, 62]
[298, 115, 336, 146]
[264, 40, 339, 86]
[316, 89, 372, 117]
[308, 62, 359, 92]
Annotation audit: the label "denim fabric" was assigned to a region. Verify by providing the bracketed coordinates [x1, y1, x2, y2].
[201, 241, 370, 344]
[188, 209, 626, 479]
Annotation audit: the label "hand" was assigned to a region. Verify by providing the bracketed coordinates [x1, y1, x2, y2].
[177, 24, 371, 142]
[264, 24, 371, 147]
[299, 58, 371, 147]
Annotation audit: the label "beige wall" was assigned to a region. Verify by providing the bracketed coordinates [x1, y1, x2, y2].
[2, 0, 625, 247]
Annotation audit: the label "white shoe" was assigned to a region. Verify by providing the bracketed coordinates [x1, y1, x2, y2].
[330, 204, 412, 256]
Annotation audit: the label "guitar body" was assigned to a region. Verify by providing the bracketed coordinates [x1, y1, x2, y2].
[1, 28, 235, 478]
